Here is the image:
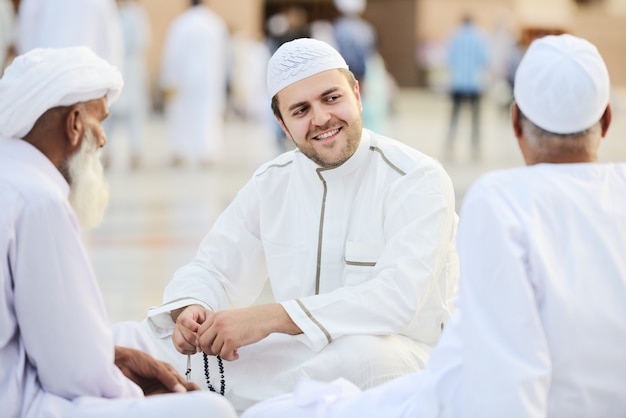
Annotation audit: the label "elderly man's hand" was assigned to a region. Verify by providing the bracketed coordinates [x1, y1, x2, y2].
[114, 346, 199, 395]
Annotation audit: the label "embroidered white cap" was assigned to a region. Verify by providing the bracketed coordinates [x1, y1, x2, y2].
[0, 46, 123, 139]
[267, 38, 349, 98]
[514, 34, 610, 135]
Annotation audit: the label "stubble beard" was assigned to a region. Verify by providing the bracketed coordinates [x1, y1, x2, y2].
[301, 117, 362, 169]
[67, 128, 110, 229]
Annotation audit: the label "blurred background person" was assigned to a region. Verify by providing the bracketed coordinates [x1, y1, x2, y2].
[229, 30, 271, 124]
[332, 0, 392, 136]
[360, 42, 396, 137]
[309, 18, 337, 49]
[159, 0, 229, 168]
[487, 7, 521, 115]
[332, 0, 375, 86]
[0, 0, 15, 71]
[14, 0, 123, 68]
[229, 29, 281, 160]
[265, 4, 311, 152]
[443, 14, 489, 161]
[265, 5, 310, 54]
[103, 0, 151, 170]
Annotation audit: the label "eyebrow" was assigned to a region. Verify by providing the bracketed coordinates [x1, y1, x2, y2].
[287, 87, 341, 112]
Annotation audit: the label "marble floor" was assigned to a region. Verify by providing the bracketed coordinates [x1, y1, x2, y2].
[84, 87, 626, 324]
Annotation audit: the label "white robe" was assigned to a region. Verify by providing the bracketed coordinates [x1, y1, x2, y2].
[241, 162, 626, 418]
[15, 0, 123, 68]
[145, 129, 459, 410]
[0, 137, 236, 418]
[159, 5, 229, 161]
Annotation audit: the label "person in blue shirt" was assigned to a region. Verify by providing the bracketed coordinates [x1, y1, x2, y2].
[444, 15, 489, 160]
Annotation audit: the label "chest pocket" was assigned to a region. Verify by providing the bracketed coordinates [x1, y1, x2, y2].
[343, 241, 382, 286]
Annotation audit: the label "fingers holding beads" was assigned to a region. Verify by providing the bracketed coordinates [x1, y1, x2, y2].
[172, 305, 208, 355]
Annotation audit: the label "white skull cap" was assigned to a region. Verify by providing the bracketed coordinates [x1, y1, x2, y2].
[267, 38, 349, 98]
[514, 34, 610, 134]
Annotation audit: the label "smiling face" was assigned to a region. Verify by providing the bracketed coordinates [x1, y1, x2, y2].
[275, 69, 363, 168]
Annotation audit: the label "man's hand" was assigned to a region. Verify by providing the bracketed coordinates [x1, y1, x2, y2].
[114, 346, 199, 395]
[172, 304, 208, 355]
[196, 303, 301, 361]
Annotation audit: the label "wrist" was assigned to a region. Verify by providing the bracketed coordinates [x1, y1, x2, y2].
[171, 304, 205, 322]
[266, 303, 301, 335]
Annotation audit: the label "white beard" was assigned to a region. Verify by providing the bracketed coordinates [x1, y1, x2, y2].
[67, 128, 110, 229]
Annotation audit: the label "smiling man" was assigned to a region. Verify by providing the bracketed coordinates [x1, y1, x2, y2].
[145, 38, 459, 411]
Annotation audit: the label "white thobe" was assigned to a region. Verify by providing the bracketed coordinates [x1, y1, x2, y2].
[159, 5, 229, 161]
[0, 137, 236, 417]
[450, 163, 626, 417]
[241, 162, 626, 418]
[15, 0, 124, 68]
[146, 129, 459, 410]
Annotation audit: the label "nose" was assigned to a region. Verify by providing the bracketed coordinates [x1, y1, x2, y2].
[310, 104, 331, 127]
[99, 131, 108, 148]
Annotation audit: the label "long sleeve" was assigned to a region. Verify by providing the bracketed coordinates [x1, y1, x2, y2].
[147, 179, 269, 336]
[13, 191, 141, 399]
[148, 134, 459, 354]
[456, 179, 551, 418]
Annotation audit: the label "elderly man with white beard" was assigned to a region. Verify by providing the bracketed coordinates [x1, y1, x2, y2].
[0, 47, 237, 418]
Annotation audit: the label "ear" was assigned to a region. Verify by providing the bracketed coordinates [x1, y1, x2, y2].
[511, 103, 533, 165]
[275, 115, 293, 141]
[354, 79, 363, 113]
[600, 104, 612, 138]
[511, 102, 523, 139]
[65, 105, 84, 148]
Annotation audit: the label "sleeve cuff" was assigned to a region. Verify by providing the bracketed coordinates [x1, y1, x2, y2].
[281, 299, 332, 352]
[146, 298, 212, 339]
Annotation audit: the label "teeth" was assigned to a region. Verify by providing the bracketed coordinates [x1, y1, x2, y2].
[316, 129, 339, 140]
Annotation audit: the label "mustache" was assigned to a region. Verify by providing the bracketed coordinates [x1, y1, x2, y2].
[307, 121, 344, 140]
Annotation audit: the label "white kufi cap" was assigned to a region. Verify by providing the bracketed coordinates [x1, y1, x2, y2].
[514, 34, 610, 134]
[267, 38, 349, 98]
[0, 46, 123, 139]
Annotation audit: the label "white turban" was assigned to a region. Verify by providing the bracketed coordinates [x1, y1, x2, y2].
[0, 46, 123, 139]
[267, 38, 349, 98]
[514, 34, 610, 135]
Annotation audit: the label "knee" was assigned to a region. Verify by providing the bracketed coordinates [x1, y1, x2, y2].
[303, 335, 425, 389]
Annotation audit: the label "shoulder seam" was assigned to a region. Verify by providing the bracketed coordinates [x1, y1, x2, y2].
[369, 146, 406, 176]
[254, 159, 294, 178]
